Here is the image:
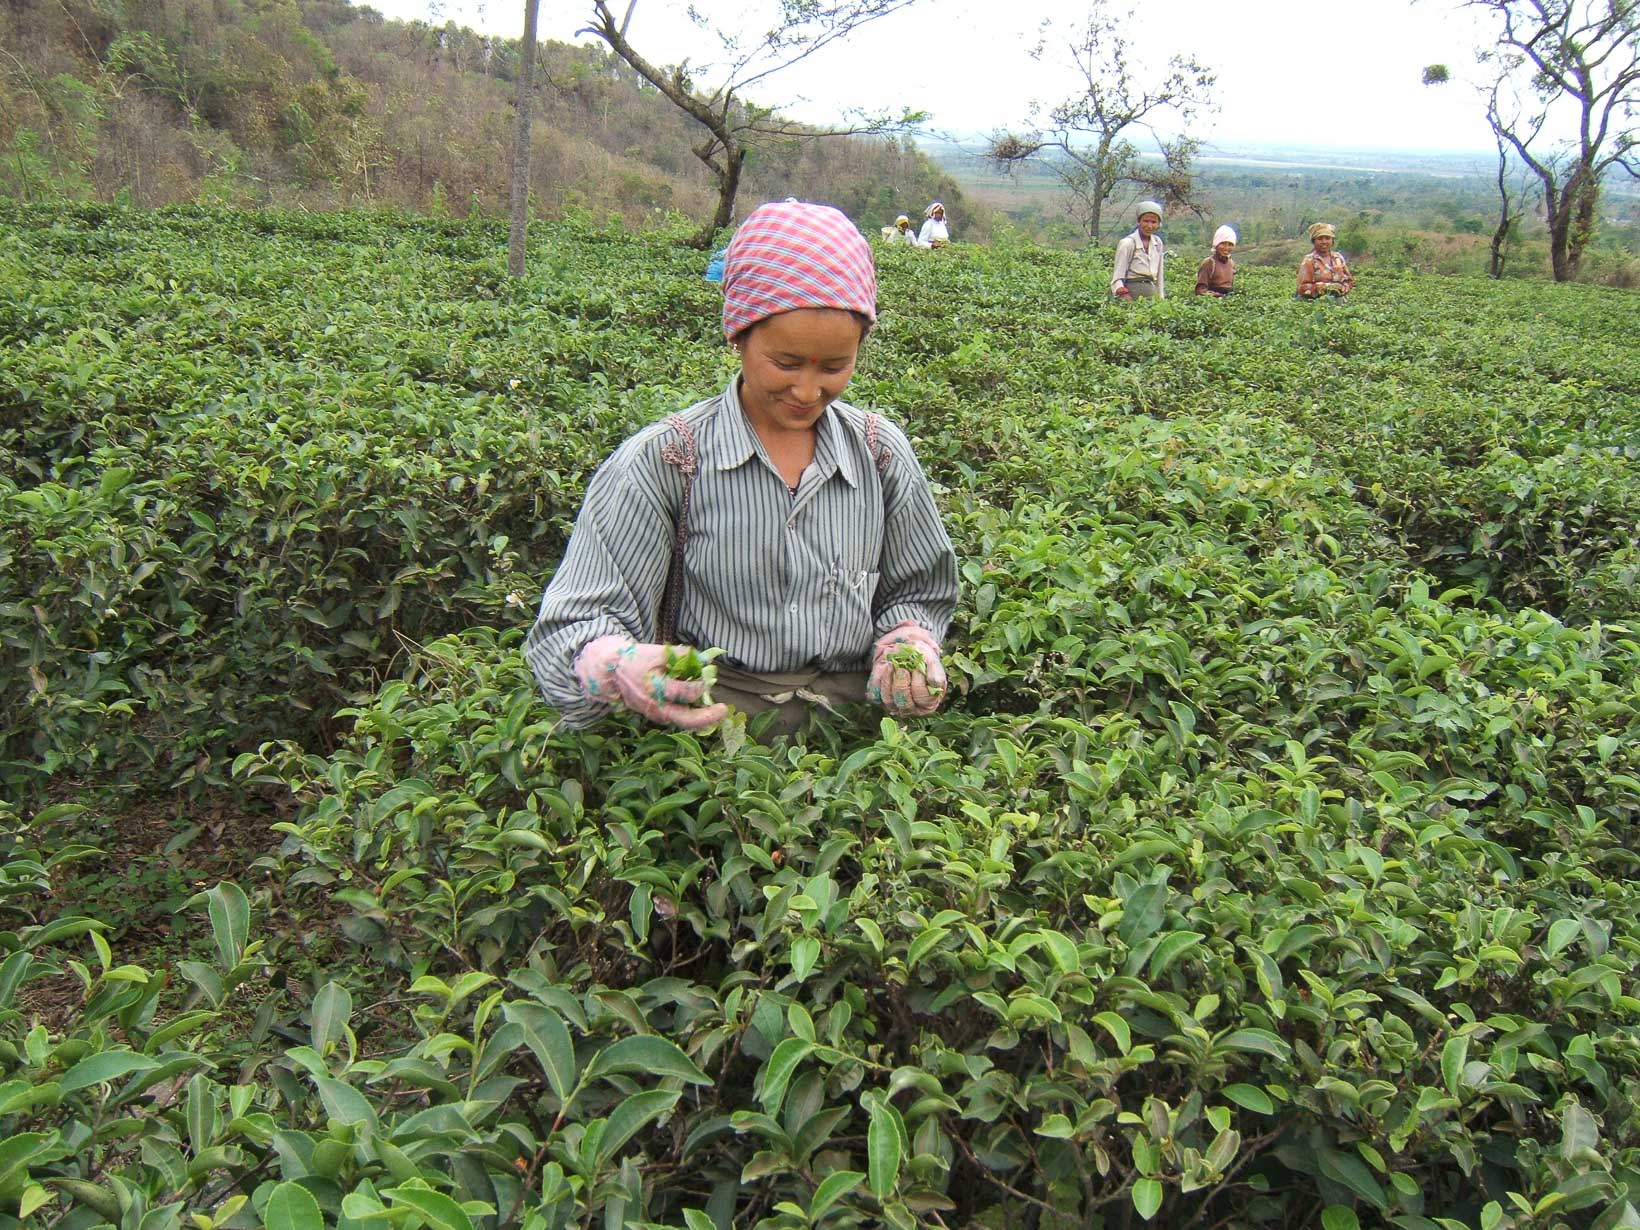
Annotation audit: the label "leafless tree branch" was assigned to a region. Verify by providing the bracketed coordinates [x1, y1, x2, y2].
[581, 0, 926, 246]
[984, 0, 1215, 242]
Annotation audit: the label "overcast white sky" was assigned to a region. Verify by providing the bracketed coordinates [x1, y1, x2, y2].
[363, 0, 1503, 154]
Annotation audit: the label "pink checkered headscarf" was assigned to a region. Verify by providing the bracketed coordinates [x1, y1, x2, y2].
[721, 201, 876, 340]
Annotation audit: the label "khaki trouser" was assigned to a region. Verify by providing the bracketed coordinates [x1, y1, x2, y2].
[714, 663, 870, 738]
[1123, 276, 1160, 299]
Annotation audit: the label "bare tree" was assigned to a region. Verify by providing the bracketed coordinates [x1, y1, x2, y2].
[1464, 0, 1638, 281]
[986, 2, 1215, 242]
[1425, 61, 1540, 278]
[507, 0, 541, 278]
[581, 0, 925, 248]
[1483, 79, 1542, 277]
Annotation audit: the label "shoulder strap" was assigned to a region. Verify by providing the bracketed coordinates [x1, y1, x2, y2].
[656, 414, 699, 643]
[862, 412, 892, 478]
[656, 409, 888, 642]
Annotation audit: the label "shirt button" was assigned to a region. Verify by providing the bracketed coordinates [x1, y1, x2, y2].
[789, 603, 798, 614]
[787, 518, 796, 530]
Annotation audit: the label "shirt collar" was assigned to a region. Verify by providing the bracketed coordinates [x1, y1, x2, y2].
[714, 378, 860, 489]
[714, 378, 760, 472]
[817, 405, 859, 489]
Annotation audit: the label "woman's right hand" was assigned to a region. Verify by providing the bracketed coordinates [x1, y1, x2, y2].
[868, 622, 947, 717]
[574, 635, 728, 730]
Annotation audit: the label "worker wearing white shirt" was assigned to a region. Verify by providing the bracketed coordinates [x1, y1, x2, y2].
[917, 202, 951, 248]
[1111, 201, 1167, 299]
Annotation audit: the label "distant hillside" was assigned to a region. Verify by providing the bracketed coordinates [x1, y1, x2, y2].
[0, 0, 992, 238]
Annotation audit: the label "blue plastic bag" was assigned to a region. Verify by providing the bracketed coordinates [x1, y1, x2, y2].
[703, 247, 727, 283]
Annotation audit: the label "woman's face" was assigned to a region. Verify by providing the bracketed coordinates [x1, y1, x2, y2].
[932, 206, 945, 219]
[1215, 241, 1235, 259]
[736, 309, 863, 436]
[1314, 233, 1335, 255]
[1138, 213, 1160, 238]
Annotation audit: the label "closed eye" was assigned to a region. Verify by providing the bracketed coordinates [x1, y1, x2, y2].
[770, 357, 851, 374]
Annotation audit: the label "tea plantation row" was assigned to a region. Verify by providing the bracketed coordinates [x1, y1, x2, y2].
[1, 204, 1636, 1230]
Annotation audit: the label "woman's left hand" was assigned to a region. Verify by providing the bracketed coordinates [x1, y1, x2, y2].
[868, 621, 947, 716]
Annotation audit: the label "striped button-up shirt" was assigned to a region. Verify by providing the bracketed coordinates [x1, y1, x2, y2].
[524, 379, 959, 726]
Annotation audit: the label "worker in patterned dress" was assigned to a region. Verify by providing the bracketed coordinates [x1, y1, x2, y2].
[1297, 223, 1354, 298]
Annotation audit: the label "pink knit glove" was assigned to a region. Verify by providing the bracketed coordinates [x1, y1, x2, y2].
[573, 635, 728, 730]
[867, 621, 947, 717]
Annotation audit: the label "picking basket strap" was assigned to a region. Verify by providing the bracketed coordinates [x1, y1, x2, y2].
[864, 412, 892, 478]
[657, 414, 699, 643]
[655, 409, 890, 643]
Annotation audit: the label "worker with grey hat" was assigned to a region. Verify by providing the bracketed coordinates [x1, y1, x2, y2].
[1111, 200, 1167, 299]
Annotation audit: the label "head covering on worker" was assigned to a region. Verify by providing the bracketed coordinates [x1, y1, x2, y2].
[1212, 225, 1238, 247]
[895, 214, 911, 227]
[721, 201, 877, 341]
[925, 202, 945, 218]
[1309, 223, 1336, 242]
[1136, 200, 1164, 221]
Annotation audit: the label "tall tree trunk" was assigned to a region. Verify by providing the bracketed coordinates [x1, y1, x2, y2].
[694, 145, 744, 249]
[1546, 183, 1573, 282]
[1489, 219, 1509, 279]
[506, 0, 541, 279]
[1089, 136, 1113, 241]
[1566, 175, 1599, 280]
[1489, 143, 1510, 279]
[1548, 227, 1571, 281]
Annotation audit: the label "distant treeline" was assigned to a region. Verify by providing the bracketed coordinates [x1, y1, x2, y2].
[0, 0, 993, 238]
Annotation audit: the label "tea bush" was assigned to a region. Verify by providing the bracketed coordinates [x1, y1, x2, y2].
[2, 204, 1637, 1227]
[5, 205, 1636, 789]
